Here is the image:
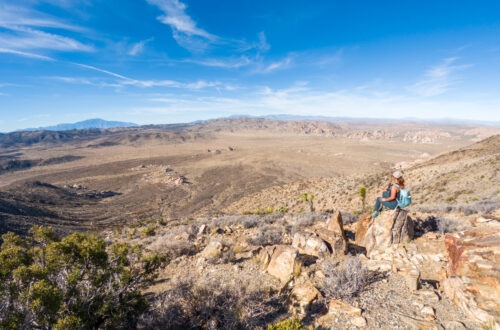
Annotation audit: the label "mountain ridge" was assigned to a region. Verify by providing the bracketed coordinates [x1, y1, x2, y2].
[20, 118, 138, 132]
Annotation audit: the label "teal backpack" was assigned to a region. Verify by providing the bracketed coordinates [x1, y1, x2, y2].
[394, 183, 412, 208]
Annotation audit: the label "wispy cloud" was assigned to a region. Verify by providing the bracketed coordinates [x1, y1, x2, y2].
[128, 38, 154, 56]
[256, 55, 294, 73]
[0, 4, 84, 31]
[409, 57, 472, 97]
[0, 4, 92, 53]
[146, 0, 217, 53]
[135, 82, 497, 122]
[71, 63, 232, 90]
[0, 47, 54, 61]
[147, 0, 217, 40]
[146, 0, 271, 55]
[185, 56, 252, 69]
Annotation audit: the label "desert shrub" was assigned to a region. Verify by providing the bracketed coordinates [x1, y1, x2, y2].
[341, 212, 358, 225]
[436, 217, 469, 234]
[278, 206, 289, 214]
[242, 217, 259, 228]
[287, 213, 327, 235]
[300, 193, 315, 212]
[267, 317, 312, 330]
[247, 225, 283, 246]
[148, 234, 199, 259]
[142, 224, 157, 237]
[417, 199, 500, 215]
[0, 226, 167, 329]
[320, 256, 369, 301]
[141, 279, 284, 330]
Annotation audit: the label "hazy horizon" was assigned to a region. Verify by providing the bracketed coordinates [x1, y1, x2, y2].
[1, 0, 499, 131]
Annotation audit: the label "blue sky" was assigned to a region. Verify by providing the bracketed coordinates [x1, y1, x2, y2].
[0, 0, 499, 131]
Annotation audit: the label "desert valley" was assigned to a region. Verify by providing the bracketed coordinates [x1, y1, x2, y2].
[1, 118, 499, 329]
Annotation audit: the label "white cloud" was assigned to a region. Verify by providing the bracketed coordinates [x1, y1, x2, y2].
[71, 63, 232, 90]
[137, 83, 499, 122]
[146, 0, 218, 52]
[128, 38, 154, 56]
[147, 0, 217, 40]
[256, 55, 294, 73]
[409, 57, 472, 97]
[185, 56, 252, 69]
[0, 47, 54, 60]
[0, 4, 84, 31]
[0, 26, 93, 52]
[146, 0, 271, 55]
[0, 4, 92, 53]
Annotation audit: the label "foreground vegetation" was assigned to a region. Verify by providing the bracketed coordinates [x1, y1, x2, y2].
[0, 226, 167, 329]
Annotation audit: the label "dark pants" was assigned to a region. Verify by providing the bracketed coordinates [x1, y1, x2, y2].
[374, 191, 398, 211]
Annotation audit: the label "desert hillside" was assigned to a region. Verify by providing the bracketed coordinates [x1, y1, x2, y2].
[2, 119, 498, 233]
[225, 133, 500, 217]
[1, 120, 499, 329]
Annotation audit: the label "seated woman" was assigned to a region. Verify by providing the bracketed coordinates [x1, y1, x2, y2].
[372, 171, 405, 217]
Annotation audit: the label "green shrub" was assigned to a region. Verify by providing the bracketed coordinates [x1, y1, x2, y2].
[0, 226, 168, 329]
[142, 224, 157, 237]
[267, 317, 312, 330]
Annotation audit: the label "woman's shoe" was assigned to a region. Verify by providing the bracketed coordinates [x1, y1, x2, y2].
[372, 211, 379, 218]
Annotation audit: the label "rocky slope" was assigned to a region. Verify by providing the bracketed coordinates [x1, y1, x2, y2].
[106, 207, 498, 329]
[224, 134, 500, 216]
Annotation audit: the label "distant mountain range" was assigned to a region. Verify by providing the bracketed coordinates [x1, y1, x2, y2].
[21, 118, 138, 132]
[12, 115, 500, 134]
[230, 114, 500, 126]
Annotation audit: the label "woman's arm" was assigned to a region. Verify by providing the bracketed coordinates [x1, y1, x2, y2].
[381, 186, 398, 202]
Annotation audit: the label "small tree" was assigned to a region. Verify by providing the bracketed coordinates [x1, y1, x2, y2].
[300, 193, 315, 212]
[358, 185, 367, 212]
[0, 226, 168, 329]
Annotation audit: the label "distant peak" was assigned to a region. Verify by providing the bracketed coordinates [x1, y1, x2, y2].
[19, 119, 138, 132]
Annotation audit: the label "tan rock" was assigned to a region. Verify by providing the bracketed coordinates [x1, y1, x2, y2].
[443, 224, 500, 325]
[197, 224, 207, 236]
[291, 283, 321, 314]
[200, 240, 224, 259]
[418, 290, 440, 304]
[292, 231, 330, 257]
[315, 228, 347, 256]
[363, 208, 414, 257]
[328, 299, 362, 316]
[396, 312, 442, 330]
[351, 315, 367, 328]
[354, 214, 372, 244]
[421, 306, 436, 320]
[265, 245, 300, 283]
[398, 267, 420, 291]
[326, 211, 347, 239]
[258, 245, 275, 270]
[440, 321, 466, 330]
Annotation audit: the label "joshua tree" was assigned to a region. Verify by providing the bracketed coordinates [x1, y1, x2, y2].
[358, 185, 367, 212]
[300, 192, 315, 212]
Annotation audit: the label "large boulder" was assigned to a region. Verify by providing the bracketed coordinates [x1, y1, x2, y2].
[326, 211, 347, 239]
[363, 208, 414, 256]
[314, 229, 347, 256]
[262, 245, 301, 283]
[354, 214, 372, 245]
[442, 222, 500, 326]
[312, 211, 348, 256]
[292, 231, 330, 257]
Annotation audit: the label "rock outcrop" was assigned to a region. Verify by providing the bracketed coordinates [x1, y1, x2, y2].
[260, 245, 301, 283]
[292, 231, 330, 257]
[363, 209, 414, 256]
[291, 282, 321, 315]
[442, 221, 500, 326]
